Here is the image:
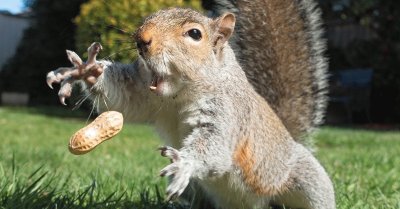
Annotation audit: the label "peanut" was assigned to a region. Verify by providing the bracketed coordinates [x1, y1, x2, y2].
[69, 111, 123, 155]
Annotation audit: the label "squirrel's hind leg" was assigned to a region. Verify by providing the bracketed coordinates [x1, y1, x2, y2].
[271, 144, 335, 209]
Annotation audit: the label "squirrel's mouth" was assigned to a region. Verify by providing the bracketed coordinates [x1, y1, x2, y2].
[149, 75, 164, 92]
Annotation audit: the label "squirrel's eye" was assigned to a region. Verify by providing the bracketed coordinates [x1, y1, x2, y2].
[187, 29, 202, 41]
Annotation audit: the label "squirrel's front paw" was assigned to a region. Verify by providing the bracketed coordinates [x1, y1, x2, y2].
[46, 42, 103, 105]
[159, 146, 192, 201]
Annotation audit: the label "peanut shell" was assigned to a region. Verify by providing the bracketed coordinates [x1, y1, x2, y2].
[69, 111, 123, 155]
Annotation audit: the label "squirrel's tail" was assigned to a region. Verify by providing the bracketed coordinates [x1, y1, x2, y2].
[203, 0, 328, 144]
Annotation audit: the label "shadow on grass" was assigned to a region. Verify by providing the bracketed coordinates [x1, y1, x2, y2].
[0, 166, 185, 209]
[323, 124, 400, 132]
[2, 105, 94, 120]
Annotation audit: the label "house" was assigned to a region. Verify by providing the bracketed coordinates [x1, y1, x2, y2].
[0, 11, 31, 71]
[0, 11, 31, 105]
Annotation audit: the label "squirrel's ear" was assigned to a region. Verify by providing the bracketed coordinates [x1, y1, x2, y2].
[212, 13, 236, 49]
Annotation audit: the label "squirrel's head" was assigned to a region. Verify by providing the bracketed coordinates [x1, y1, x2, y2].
[134, 8, 235, 97]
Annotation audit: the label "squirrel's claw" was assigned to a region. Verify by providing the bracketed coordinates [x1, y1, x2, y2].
[159, 146, 181, 162]
[46, 67, 77, 89]
[46, 71, 57, 89]
[164, 165, 191, 201]
[87, 42, 103, 65]
[59, 96, 67, 106]
[46, 43, 103, 106]
[58, 76, 74, 105]
[159, 146, 191, 201]
[66, 50, 83, 67]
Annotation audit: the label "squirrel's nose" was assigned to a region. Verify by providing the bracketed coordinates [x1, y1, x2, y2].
[136, 37, 152, 57]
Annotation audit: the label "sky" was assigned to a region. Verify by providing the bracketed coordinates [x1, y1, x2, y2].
[0, 0, 25, 14]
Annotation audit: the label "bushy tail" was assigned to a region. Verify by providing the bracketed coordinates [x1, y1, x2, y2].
[203, 0, 328, 143]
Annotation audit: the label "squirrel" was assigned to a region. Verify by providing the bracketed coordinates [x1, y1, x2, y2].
[46, 0, 335, 208]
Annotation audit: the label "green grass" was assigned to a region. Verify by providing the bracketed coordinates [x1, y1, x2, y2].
[0, 106, 399, 208]
[316, 127, 400, 208]
[0, 107, 173, 208]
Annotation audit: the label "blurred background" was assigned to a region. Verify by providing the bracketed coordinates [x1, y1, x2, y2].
[0, 1, 399, 208]
[0, 0, 399, 126]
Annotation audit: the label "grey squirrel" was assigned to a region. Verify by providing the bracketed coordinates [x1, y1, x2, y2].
[46, 0, 335, 208]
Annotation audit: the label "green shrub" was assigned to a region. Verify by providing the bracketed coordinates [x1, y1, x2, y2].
[75, 0, 202, 63]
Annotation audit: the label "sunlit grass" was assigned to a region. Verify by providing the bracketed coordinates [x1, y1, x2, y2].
[0, 106, 399, 208]
[316, 127, 400, 209]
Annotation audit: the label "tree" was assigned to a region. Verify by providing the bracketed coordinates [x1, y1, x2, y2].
[75, 0, 202, 63]
[0, 0, 201, 105]
[0, 0, 88, 105]
[320, 0, 400, 122]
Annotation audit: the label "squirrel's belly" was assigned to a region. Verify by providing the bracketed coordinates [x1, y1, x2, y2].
[200, 172, 269, 209]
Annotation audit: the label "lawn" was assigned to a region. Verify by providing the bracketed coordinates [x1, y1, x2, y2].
[0, 106, 399, 208]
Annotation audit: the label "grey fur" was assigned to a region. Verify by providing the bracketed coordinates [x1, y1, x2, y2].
[89, 8, 334, 208]
[87, 44, 335, 209]
[204, 0, 329, 143]
[46, 3, 334, 209]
